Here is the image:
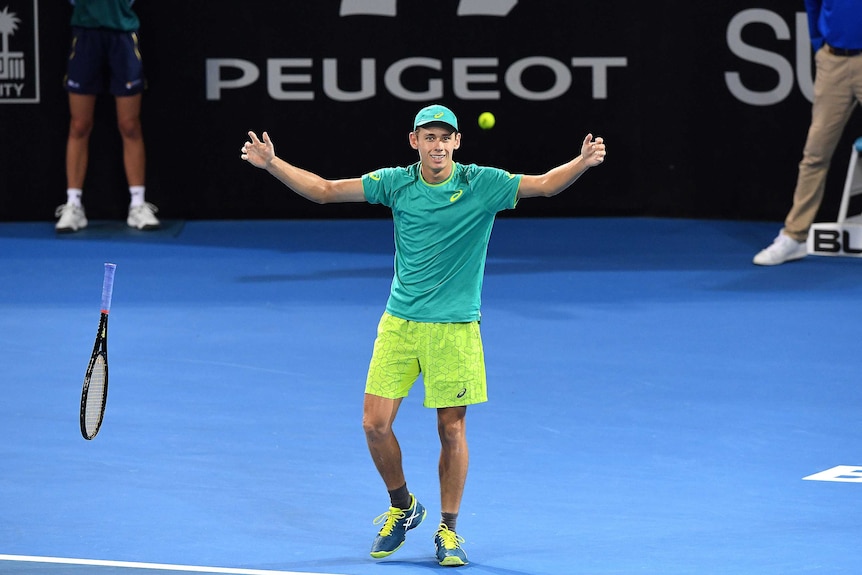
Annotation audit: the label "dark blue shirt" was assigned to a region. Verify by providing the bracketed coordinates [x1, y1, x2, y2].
[805, 0, 862, 50]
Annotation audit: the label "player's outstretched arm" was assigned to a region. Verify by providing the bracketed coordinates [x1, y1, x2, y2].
[240, 131, 366, 204]
[517, 133, 606, 199]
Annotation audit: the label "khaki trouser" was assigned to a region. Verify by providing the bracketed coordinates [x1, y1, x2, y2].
[783, 46, 862, 242]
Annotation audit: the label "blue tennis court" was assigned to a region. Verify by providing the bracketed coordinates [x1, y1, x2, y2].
[0, 217, 859, 575]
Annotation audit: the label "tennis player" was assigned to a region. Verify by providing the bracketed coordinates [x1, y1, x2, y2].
[240, 104, 606, 566]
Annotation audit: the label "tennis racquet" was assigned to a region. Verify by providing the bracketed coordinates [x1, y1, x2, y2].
[80, 263, 117, 440]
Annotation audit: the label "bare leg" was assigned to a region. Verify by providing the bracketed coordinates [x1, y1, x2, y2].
[363, 393, 405, 490]
[115, 93, 145, 187]
[437, 406, 468, 514]
[66, 93, 97, 190]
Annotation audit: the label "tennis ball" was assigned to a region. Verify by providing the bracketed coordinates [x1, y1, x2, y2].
[478, 112, 495, 130]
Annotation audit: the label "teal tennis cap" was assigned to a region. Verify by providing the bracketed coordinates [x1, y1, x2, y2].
[413, 104, 459, 131]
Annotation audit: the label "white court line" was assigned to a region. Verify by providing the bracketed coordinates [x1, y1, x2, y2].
[803, 465, 862, 483]
[0, 554, 348, 575]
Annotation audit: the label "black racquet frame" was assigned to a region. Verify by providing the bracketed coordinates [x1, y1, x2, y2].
[80, 263, 116, 440]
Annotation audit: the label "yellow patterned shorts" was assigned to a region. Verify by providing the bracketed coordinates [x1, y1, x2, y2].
[365, 312, 488, 408]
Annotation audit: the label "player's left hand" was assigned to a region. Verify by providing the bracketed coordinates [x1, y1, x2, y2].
[581, 134, 606, 167]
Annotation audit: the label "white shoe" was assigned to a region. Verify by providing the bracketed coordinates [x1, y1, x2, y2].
[54, 202, 88, 233]
[127, 202, 161, 230]
[753, 233, 807, 266]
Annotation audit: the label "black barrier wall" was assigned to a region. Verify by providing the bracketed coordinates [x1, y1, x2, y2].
[2, 1, 862, 223]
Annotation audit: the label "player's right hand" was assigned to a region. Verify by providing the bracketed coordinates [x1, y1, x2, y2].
[241, 131, 275, 169]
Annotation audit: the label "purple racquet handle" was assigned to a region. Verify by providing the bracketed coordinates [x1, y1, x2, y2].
[101, 263, 117, 313]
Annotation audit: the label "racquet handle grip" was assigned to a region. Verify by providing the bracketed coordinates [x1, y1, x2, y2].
[101, 263, 117, 313]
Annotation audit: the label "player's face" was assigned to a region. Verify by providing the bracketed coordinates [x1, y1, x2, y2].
[410, 125, 461, 179]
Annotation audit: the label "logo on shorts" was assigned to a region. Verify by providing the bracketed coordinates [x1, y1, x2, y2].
[456, 388, 467, 398]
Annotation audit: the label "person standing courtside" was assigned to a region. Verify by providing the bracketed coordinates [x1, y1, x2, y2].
[753, 0, 862, 265]
[55, 0, 160, 232]
[240, 104, 606, 566]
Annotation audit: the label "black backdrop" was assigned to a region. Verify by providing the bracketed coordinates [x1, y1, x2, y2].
[2, 1, 862, 223]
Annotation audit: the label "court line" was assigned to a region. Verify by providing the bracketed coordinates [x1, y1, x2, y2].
[0, 554, 348, 575]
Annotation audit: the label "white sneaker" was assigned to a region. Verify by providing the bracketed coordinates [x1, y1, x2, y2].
[54, 202, 88, 233]
[127, 202, 161, 230]
[753, 233, 807, 266]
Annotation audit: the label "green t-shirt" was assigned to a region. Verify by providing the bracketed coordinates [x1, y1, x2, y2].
[70, 0, 140, 32]
[362, 161, 521, 323]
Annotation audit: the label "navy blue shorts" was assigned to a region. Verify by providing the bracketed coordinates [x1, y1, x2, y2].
[65, 27, 145, 96]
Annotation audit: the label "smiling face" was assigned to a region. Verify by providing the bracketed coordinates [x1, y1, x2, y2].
[409, 123, 462, 184]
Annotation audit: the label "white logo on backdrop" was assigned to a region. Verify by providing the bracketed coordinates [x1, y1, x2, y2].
[205, 3, 627, 102]
[0, 6, 24, 80]
[725, 9, 814, 105]
[339, 0, 518, 17]
[0, 1, 40, 103]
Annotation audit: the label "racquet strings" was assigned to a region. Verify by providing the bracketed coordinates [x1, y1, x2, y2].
[83, 354, 107, 437]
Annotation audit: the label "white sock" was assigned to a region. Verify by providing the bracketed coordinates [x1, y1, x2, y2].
[129, 186, 146, 207]
[67, 188, 83, 207]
